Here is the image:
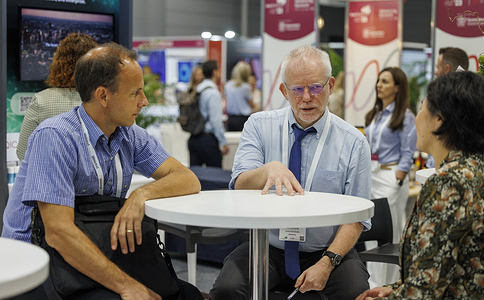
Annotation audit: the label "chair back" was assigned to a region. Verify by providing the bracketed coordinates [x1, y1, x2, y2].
[358, 198, 393, 246]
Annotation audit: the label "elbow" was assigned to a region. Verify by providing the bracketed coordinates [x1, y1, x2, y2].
[188, 171, 202, 193]
[194, 179, 202, 193]
[43, 225, 70, 251]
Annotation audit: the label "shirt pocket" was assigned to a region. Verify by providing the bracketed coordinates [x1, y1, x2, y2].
[311, 170, 345, 194]
[75, 178, 99, 196]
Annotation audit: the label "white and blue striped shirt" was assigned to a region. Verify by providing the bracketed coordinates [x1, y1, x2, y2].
[2, 105, 169, 242]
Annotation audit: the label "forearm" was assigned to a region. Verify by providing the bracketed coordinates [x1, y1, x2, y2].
[132, 157, 201, 202]
[132, 169, 200, 201]
[325, 222, 364, 257]
[48, 222, 136, 294]
[234, 165, 268, 190]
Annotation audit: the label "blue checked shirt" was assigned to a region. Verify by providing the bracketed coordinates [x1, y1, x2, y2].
[230, 107, 372, 252]
[2, 105, 169, 242]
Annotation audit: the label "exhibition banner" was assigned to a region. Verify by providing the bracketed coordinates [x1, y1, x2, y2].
[262, 0, 318, 111]
[207, 40, 227, 84]
[434, 0, 484, 73]
[344, 0, 401, 126]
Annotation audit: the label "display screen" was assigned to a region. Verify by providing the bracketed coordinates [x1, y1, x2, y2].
[19, 7, 115, 81]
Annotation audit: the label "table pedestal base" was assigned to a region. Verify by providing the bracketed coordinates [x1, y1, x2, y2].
[249, 229, 269, 300]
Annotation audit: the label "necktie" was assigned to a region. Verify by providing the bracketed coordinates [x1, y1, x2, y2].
[285, 124, 317, 279]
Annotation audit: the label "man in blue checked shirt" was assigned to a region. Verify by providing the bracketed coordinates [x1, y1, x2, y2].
[2, 43, 202, 300]
[210, 45, 372, 300]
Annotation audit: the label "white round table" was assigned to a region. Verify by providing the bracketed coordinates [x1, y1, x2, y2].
[145, 190, 374, 300]
[0, 238, 49, 299]
[416, 168, 435, 184]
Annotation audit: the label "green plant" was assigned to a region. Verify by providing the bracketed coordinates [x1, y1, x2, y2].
[135, 74, 175, 129]
[478, 53, 484, 76]
[322, 47, 344, 77]
[408, 72, 428, 115]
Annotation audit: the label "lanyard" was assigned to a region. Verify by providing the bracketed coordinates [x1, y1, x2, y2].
[282, 107, 332, 190]
[77, 109, 123, 197]
[368, 113, 392, 154]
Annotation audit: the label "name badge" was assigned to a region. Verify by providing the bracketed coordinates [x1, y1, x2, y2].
[279, 228, 306, 242]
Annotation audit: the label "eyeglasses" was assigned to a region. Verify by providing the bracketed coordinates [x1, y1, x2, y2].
[284, 77, 330, 98]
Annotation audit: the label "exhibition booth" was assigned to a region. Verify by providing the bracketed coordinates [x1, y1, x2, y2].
[2, 1, 484, 285]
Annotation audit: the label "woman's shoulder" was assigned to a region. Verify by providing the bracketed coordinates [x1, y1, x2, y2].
[35, 88, 81, 104]
[430, 151, 484, 189]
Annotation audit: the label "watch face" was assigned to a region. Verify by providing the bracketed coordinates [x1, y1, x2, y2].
[324, 251, 342, 266]
[333, 254, 342, 266]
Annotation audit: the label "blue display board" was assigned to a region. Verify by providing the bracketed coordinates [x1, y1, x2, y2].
[178, 62, 192, 83]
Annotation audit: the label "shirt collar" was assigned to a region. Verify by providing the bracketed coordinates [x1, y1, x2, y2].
[442, 149, 463, 166]
[77, 104, 127, 148]
[383, 101, 396, 114]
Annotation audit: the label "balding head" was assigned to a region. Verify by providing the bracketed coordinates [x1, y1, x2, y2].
[75, 42, 138, 103]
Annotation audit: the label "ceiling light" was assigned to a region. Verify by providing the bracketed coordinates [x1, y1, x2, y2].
[201, 32, 212, 39]
[224, 31, 236, 39]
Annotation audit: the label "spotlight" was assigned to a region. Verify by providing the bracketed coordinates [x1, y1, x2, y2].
[224, 31, 236, 39]
[201, 32, 212, 39]
[317, 16, 325, 30]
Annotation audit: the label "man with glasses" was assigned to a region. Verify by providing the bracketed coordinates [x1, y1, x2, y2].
[210, 45, 372, 300]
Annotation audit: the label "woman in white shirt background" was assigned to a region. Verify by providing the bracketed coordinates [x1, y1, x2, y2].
[364, 67, 417, 288]
[224, 61, 255, 131]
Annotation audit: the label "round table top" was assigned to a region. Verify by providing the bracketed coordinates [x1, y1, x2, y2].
[416, 168, 435, 184]
[145, 190, 374, 229]
[0, 238, 49, 299]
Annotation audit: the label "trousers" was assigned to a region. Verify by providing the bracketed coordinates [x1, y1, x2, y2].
[6, 278, 203, 300]
[209, 242, 369, 300]
[188, 133, 222, 168]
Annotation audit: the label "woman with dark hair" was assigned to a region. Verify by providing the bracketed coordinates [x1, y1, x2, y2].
[17, 33, 97, 160]
[364, 67, 417, 287]
[357, 71, 484, 299]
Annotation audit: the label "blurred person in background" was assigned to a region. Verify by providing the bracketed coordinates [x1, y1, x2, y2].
[224, 61, 255, 131]
[188, 60, 229, 167]
[188, 66, 204, 93]
[364, 67, 417, 288]
[249, 73, 261, 113]
[426, 47, 469, 168]
[17, 33, 98, 161]
[434, 47, 469, 78]
[357, 71, 484, 300]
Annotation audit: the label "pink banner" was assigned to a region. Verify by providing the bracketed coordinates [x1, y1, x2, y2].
[434, 0, 484, 73]
[436, 0, 484, 38]
[344, 0, 401, 126]
[262, 0, 317, 110]
[348, 1, 399, 45]
[264, 0, 315, 41]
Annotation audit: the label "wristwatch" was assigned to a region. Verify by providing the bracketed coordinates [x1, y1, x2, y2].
[322, 251, 342, 267]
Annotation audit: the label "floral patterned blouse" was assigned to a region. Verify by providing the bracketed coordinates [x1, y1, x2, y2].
[382, 149, 484, 299]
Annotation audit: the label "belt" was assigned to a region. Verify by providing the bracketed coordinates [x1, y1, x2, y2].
[379, 162, 398, 170]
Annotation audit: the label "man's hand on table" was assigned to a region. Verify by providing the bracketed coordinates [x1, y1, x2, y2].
[110, 195, 146, 254]
[261, 161, 305, 196]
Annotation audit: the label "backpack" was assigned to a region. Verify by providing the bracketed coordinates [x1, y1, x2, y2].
[177, 86, 212, 135]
